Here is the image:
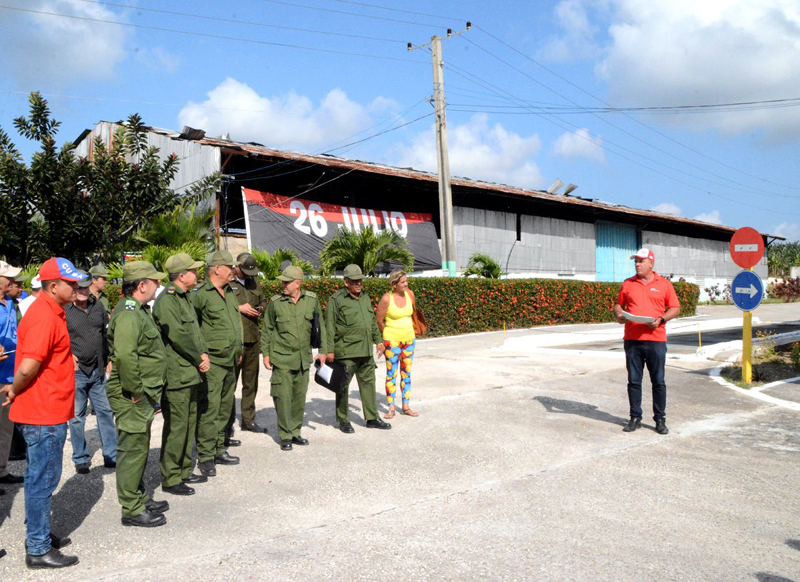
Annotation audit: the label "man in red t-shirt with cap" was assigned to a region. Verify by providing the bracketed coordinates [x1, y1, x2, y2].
[2, 257, 85, 569]
[613, 248, 681, 435]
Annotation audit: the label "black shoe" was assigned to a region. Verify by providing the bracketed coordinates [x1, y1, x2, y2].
[224, 438, 241, 447]
[75, 464, 90, 475]
[622, 417, 642, 432]
[214, 452, 240, 465]
[280, 440, 293, 451]
[291, 436, 309, 446]
[198, 460, 217, 477]
[25, 548, 79, 569]
[162, 482, 196, 496]
[50, 534, 71, 550]
[121, 509, 167, 528]
[339, 422, 355, 434]
[366, 418, 391, 430]
[104, 460, 116, 469]
[145, 499, 169, 513]
[655, 419, 669, 435]
[241, 423, 268, 434]
[183, 473, 208, 484]
[0, 473, 24, 484]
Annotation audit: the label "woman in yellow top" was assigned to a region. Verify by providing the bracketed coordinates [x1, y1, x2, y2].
[376, 269, 418, 419]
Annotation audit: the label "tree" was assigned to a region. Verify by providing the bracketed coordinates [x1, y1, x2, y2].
[462, 253, 503, 279]
[0, 92, 219, 265]
[135, 203, 216, 250]
[318, 226, 414, 276]
[768, 241, 800, 277]
[251, 248, 315, 280]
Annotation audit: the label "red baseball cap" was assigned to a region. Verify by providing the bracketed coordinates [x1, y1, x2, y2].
[38, 257, 89, 282]
[630, 248, 655, 261]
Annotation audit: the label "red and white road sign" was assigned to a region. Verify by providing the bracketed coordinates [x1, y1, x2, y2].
[729, 227, 764, 269]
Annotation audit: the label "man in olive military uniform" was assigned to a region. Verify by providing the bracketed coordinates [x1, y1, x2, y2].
[325, 265, 391, 433]
[194, 250, 244, 476]
[261, 266, 328, 451]
[228, 252, 268, 435]
[106, 261, 169, 528]
[88, 264, 110, 313]
[152, 253, 210, 496]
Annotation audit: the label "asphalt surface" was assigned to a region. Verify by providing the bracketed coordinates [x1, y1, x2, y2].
[0, 305, 799, 581]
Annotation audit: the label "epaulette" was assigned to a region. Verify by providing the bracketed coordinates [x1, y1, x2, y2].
[124, 299, 137, 311]
[165, 288, 176, 295]
[304, 291, 317, 298]
[271, 294, 282, 302]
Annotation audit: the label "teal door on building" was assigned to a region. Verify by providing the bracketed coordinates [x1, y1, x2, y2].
[596, 222, 639, 282]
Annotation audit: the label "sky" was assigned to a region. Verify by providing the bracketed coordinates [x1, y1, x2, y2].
[0, 0, 799, 242]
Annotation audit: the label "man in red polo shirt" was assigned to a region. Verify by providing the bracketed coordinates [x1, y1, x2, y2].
[2, 257, 85, 569]
[613, 248, 681, 435]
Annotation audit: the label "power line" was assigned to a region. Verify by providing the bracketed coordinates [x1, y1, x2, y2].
[474, 24, 800, 193]
[0, 5, 427, 64]
[73, 0, 407, 44]
[331, 0, 461, 22]
[257, 0, 446, 29]
[457, 35, 800, 200]
[441, 61, 800, 216]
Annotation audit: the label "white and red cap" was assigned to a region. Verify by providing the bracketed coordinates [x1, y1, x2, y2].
[630, 248, 655, 261]
[30, 275, 42, 289]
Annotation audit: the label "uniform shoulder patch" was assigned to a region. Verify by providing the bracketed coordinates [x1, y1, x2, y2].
[124, 299, 137, 311]
[165, 288, 176, 295]
[271, 294, 282, 302]
[304, 290, 317, 298]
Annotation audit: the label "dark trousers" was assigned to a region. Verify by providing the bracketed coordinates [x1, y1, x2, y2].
[624, 340, 667, 421]
[228, 342, 260, 431]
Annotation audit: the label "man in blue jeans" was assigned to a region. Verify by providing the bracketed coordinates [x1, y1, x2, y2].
[614, 248, 681, 435]
[65, 274, 117, 474]
[2, 257, 86, 569]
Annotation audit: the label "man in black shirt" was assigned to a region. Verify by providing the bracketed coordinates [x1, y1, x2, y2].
[65, 275, 117, 474]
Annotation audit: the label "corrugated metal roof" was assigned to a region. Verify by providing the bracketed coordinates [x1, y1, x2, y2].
[73, 122, 783, 240]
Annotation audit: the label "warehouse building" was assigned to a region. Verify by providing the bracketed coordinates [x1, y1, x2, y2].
[74, 121, 778, 300]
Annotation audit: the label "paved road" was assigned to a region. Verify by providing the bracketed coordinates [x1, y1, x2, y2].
[1, 305, 799, 581]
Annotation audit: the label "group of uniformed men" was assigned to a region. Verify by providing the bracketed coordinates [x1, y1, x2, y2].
[108, 251, 390, 528]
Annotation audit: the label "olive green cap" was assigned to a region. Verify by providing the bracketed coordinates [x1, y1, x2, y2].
[342, 264, 364, 280]
[89, 264, 109, 278]
[164, 253, 204, 274]
[206, 249, 239, 267]
[237, 252, 259, 277]
[77, 271, 92, 288]
[122, 261, 166, 282]
[277, 265, 304, 282]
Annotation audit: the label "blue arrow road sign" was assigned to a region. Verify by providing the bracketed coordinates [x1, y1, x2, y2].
[731, 270, 764, 311]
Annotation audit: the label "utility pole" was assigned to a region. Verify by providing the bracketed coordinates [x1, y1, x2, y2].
[409, 23, 470, 277]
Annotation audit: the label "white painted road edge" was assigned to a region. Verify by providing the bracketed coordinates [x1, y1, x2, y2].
[708, 365, 800, 412]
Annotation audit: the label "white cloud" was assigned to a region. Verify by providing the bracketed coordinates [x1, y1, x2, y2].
[651, 202, 682, 216]
[538, 0, 608, 62]
[178, 78, 397, 150]
[0, 0, 129, 86]
[392, 114, 543, 189]
[773, 222, 800, 242]
[552, 128, 605, 162]
[135, 47, 180, 74]
[547, 0, 800, 139]
[693, 210, 723, 224]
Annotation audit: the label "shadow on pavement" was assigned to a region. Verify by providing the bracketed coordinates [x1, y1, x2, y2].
[754, 573, 795, 582]
[786, 539, 800, 551]
[51, 464, 113, 537]
[534, 396, 628, 426]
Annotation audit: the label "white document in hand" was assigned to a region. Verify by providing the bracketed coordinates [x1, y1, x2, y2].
[621, 310, 656, 324]
[317, 362, 334, 383]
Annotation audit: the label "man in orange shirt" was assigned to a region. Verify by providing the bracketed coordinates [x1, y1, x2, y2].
[613, 249, 681, 435]
[2, 257, 85, 569]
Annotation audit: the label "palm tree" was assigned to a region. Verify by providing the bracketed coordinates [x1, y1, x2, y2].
[135, 203, 216, 250]
[462, 253, 502, 279]
[251, 248, 315, 280]
[319, 226, 414, 276]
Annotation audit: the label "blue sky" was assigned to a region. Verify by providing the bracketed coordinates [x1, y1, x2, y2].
[1, 0, 799, 241]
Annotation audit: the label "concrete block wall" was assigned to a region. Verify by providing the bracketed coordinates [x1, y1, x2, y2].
[453, 207, 595, 276]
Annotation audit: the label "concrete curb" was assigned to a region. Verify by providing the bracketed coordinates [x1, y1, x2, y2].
[708, 365, 800, 412]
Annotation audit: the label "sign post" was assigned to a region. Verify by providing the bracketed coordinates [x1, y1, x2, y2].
[729, 227, 765, 384]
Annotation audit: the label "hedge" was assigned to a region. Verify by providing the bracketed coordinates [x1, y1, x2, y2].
[108, 278, 698, 338]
